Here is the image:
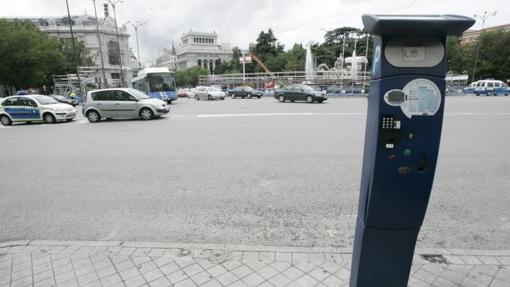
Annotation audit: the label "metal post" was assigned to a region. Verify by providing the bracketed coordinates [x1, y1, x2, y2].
[472, 11, 497, 82]
[242, 53, 246, 83]
[109, 0, 124, 87]
[362, 34, 369, 93]
[340, 37, 347, 93]
[92, 0, 108, 88]
[130, 21, 145, 68]
[65, 0, 82, 94]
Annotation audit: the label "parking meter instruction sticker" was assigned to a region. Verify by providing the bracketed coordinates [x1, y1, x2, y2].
[401, 79, 441, 118]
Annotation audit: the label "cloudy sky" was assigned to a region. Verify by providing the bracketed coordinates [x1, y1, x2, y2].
[1, 0, 509, 64]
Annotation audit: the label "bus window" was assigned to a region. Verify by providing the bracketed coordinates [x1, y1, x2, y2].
[148, 73, 176, 92]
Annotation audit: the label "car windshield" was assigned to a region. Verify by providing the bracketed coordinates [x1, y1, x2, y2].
[128, 89, 150, 99]
[302, 85, 316, 91]
[32, 95, 59, 105]
[148, 73, 176, 92]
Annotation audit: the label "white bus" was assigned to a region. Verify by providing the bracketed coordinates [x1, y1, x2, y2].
[132, 67, 177, 104]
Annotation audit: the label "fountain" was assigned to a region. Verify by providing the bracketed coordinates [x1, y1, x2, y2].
[305, 45, 315, 82]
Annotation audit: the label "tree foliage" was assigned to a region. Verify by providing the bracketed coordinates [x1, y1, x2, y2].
[447, 30, 510, 81]
[0, 19, 93, 91]
[175, 66, 209, 87]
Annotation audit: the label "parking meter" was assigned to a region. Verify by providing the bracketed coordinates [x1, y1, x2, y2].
[350, 15, 474, 287]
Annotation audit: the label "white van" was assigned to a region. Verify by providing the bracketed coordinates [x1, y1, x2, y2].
[463, 79, 510, 96]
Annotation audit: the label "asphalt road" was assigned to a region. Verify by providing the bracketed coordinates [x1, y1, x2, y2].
[1, 96, 509, 250]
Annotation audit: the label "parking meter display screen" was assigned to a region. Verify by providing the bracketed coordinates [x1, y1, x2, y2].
[401, 79, 441, 118]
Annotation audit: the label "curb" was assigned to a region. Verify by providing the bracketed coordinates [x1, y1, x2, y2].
[2, 240, 510, 257]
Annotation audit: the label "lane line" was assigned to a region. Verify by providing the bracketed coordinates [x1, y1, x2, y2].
[171, 112, 510, 119]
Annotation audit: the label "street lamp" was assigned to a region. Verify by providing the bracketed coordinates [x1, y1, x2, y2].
[108, 0, 125, 87]
[65, 0, 82, 94]
[92, 0, 108, 88]
[472, 11, 497, 81]
[130, 21, 146, 68]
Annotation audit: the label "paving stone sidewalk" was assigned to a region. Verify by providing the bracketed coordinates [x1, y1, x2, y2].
[0, 241, 509, 287]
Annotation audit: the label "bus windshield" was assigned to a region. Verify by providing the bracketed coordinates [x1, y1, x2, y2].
[148, 73, 176, 92]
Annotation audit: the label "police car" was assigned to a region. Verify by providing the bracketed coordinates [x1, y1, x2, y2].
[0, 95, 77, 126]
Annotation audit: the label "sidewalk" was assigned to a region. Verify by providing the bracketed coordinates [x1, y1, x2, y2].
[1, 241, 509, 287]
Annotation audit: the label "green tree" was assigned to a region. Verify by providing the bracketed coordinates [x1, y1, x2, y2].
[252, 29, 285, 72]
[0, 20, 93, 91]
[0, 20, 66, 90]
[475, 30, 510, 81]
[284, 44, 306, 71]
[175, 66, 209, 87]
[58, 38, 94, 74]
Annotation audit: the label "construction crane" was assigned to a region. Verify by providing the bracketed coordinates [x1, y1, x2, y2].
[250, 53, 272, 76]
[250, 53, 286, 87]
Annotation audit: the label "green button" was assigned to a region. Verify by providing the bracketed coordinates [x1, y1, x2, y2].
[403, 149, 412, 157]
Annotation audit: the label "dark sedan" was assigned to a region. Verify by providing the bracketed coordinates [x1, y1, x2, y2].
[274, 84, 327, 103]
[228, 86, 263, 99]
[51, 95, 78, 107]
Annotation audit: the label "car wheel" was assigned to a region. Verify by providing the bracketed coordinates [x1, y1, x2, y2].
[247, 95, 251, 99]
[221, 97, 225, 100]
[43, 113, 56, 124]
[140, 108, 154, 120]
[87, 110, 101, 123]
[258, 96, 262, 99]
[278, 95, 285, 102]
[318, 99, 324, 103]
[0, 115, 12, 126]
[208, 95, 212, 101]
[196, 96, 199, 100]
[306, 96, 313, 103]
[232, 95, 236, 99]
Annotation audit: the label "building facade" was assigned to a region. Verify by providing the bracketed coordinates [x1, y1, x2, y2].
[155, 45, 178, 71]
[9, 4, 134, 88]
[461, 23, 510, 45]
[175, 30, 233, 72]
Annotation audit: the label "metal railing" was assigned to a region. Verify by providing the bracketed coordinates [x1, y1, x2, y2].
[200, 70, 371, 87]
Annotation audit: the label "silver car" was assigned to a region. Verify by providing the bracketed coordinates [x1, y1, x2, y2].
[82, 88, 170, 123]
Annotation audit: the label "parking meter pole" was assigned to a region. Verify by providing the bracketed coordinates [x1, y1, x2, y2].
[349, 15, 474, 287]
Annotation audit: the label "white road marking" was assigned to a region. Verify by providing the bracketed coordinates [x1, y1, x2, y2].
[168, 112, 510, 119]
[195, 112, 364, 118]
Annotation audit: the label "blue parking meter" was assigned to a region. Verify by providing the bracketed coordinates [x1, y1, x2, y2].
[350, 15, 474, 287]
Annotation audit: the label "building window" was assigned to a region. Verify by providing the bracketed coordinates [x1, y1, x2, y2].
[111, 73, 120, 79]
[107, 41, 120, 65]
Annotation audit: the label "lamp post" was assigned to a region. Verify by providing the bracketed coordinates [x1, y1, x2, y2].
[362, 33, 370, 93]
[108, 0, 124, 87]
[65, 0, 82, 94]
[92, 0, 108, 88]
[472, 11, 497, 81]
[130, 21, 146, 68]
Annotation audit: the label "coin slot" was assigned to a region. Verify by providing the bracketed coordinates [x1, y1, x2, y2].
[417, 154, 428, 173]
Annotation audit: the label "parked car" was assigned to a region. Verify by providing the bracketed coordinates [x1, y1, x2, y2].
[82, 88, 169, 123]
[50, 95, 78, 106]
[194, 86, 226, 101]
[228, 86, 263, 99]
[274, 84, 327, 103]
[0, 95, 77, 126]
[463, 80, 510, 96]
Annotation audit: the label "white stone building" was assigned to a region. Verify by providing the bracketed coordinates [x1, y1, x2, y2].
[10, 4, 134, 88]
[155, 45, 178, 71]
[175, 30, 233, 72]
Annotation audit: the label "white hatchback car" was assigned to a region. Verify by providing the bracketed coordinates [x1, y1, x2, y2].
[0, 95, 77, 126]
[194, 86, 226, 101]
[82, 88, 170, 123]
